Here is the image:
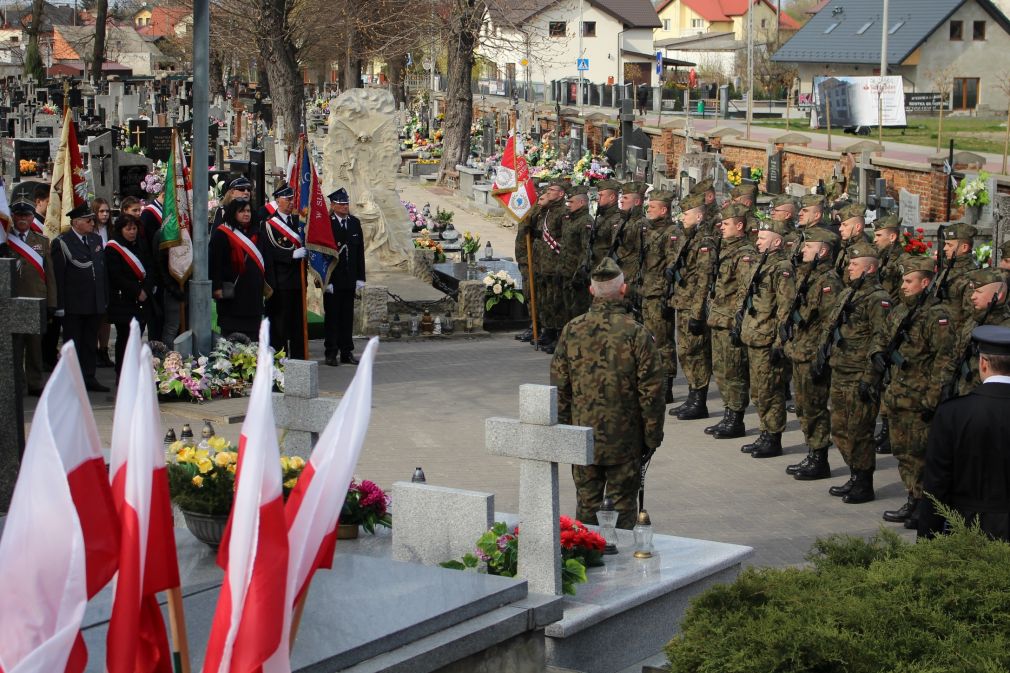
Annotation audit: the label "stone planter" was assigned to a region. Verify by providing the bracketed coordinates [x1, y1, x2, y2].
[182, 509, 229, 549]
[337, 523, 360, 539]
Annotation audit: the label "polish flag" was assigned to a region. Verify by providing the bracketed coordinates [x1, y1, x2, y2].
[0, 343, 119, 673]
[203, 320, 290, 673]
[107, 321, 180, 673]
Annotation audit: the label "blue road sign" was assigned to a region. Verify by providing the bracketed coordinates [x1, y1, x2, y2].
[576, 58, 590, 71]
[656, 51, 662, 64]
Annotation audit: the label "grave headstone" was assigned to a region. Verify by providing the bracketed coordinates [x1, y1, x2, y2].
[127, 118, 148, 149]
[249, 149, 266, 209]
[271, 359, 339, 456]
[88, 132, 117, 204]
[145, 126, 173, 163]
[391, 482, 494, 566]
[766, 150, 782, 194]
[119, 94, 140, 122]
[13, 138, 50, 180]
[117, 152, 154, 200]
[898, 188, 921, 231]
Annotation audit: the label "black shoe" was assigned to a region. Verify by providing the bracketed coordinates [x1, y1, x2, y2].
[786, 402, 797, 414]
[670, 388, 693, 415]
[751, 432, 783, 458]
[786, 452, 812, 475]
[84, 379, 110, 393]
[533, 329, 556, 349]
[340, 353, 359, 365]
[794, 448, 831, 480]
[515, 327, 533, 342]
[904, 499, 921, 529]
[740, 431, 768, 454]
[875, 417, 891, 454]
[676, 387, 709, 420]
[97, 350, 114, 368]
[842, 469, 875, 504]
[665, 375, 675, 405]
[704, 408, 731, 435]
[829, 469, 856, 497]
[713, 409, 745, 439]
[541, 342, 556, 355]
[324, 356, 340, 366]
[883, 493, 916, 523]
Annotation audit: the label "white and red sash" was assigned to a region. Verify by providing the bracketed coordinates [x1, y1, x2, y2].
[264, 200, 278, 216]
[8, 234, 45, 281]
[31, 213, 44, 235]
[267, 214, 302, 248]
[141, 201, 163, 225]
[221, 225, 265, 275]
[106, 239, 146, 280]
[541, 211, 560, 254]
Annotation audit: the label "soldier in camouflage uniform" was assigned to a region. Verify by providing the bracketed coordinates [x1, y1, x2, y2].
[730, 183, 760, 241]
[878, 255, 955, 527]
[704, 203, 758, 439]
[783, 227, 843, 480]
[740, 219, 796, 458]
[530, 180, 569, 352]
[613, 181, 648, 287]
[561, 185, 594, 320]
[636, 190, 678, 403]
[998, 240, 1010, 272]
[770, 195, 799, 259]
[796, 193, 828, 234]
[514, 192, 536, 343]
[591, 179, 626, 263]
[940, 268, 1010, 398]
[550, 257, 665, 529]
[834, 203, 873, 282]
[937, 222, 980, 323]
[872, 214, 906, 303]
[669, 193, 718, 420]
[692, 178, 721, 235]
[824, 241, 893, 504]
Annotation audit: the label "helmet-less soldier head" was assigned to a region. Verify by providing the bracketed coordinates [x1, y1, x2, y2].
[969, 268, 1008, 317]
[797, 194, 825, 228]
[538, 180, 566, 207]
[838, 203, 866, 243]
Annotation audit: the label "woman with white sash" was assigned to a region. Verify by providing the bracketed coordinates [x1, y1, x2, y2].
[209, 198, 272, 341]
[104, 213, 153, 382]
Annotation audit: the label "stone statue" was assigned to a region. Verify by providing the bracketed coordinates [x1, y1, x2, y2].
[323, 89, 411, 269]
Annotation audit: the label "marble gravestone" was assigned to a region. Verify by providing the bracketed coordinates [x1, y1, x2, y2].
[271, 359, 339, 456]
[87, 132, 117, 204]
[899, 188, 921, 231]
[392, 482, 494, 566]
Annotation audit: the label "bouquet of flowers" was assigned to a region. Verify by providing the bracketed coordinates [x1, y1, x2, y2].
[39, 103, 58, 115]
[901, 227, 933, 255]
[340, 480, 392, 533]
[18, 159, 37, 175]
[413, 229, 446, 262]
[153, 337, 286, 402]
[750, 167, 764, 182]
[141, 162, 166, 195]
[571, 151, 614, 186]
[461, 231, 481, 256]
[402, 199, 430, 232]
[955, 171, 990, 208]
[559, 515, 606, 568]
[483, 269, 524, 311]
[974, 242, 992, 267]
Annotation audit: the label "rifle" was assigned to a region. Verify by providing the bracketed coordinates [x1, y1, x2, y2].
[571, 209, 599, 288]
[934, 225, 949, 300]
[872, 275, 939, 391]
[812, 271, 868, 380]
[934, 250, 957, 303]
[605, 211, 632, 261]
[663, 228, 696, 304]
[790, 229, 806, 269]
[701, 237, 722, 320]
[779, 254, 821, 345]
[940, 292, 1001, 402]
[730, 251, 769, 345]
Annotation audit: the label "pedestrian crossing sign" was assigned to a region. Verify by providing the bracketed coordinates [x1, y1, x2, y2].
[576, 58, 589, 71]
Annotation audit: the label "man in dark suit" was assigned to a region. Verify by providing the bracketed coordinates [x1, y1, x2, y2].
[262, 184, 307, 358]
[918, 325, 1010, 542]
[52, 203, 110, 392]
[323, 188, 365, 367]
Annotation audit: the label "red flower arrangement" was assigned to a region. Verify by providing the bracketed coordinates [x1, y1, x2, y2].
[559, 515, 606, 567]
[902, 227, 933, 256]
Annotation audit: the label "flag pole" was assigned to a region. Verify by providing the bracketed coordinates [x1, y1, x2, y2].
[525, 230, 538, 347]
[298, 136, 310, 358]
[166, 586, 192, 673]
[289, 579, 312, 650]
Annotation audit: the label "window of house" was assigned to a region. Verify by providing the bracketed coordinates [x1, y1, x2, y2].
[663, 18, 670, 31]
[582, 21, 596, 37]
[950, 20, 963, 40]
[760, 18, 767, 28]
[691, 18, 704, 28]
[889, 21, 904, 34]
[549, 21, 566, 37]
[974, 20, 986, 40]
[857, 21, 873, 35]
[824, 22, 839, 34]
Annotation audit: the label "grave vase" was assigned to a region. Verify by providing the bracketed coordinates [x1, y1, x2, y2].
[964, 205, 980, 225]
[338, 523, 360, 539]
[466, 251, 477, 268]
[182, 509, 229, 549]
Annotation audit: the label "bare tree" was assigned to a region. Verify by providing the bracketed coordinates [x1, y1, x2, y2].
[998, 71, 1010, 174]
[92, 0, 109, 84]
[24, 0, 46, 81]
[927, 65, 955, 152]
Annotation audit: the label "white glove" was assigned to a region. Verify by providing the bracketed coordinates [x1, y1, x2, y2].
[54, 309, 65, 317]
[292, 247, 307, 259]
[355, 280, 366, 290]
[325, 284, 334, 294]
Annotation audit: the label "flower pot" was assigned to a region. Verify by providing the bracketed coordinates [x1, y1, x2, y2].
[466, 251, 477, 268]
[337, 523, 359, 539]
[964, 205, 981, 225]
[182, 509, 229, 549]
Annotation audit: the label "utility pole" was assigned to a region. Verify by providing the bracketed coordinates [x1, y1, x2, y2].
[190, 0, 211, 355]
[880, 0, 889, 77]
[745, 0, 754, 139]
[578, 0, 584, 118]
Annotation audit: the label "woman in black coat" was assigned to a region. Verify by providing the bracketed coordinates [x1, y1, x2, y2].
[210, 198, 272, 341]
[104, 214, 154, 381]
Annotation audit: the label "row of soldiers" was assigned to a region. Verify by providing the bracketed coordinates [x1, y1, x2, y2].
[516, 176, 1010, 527]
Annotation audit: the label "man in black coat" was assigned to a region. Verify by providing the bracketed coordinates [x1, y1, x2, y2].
[918, 325, 1010, 542]
[323, 188, 365, 366]
[52, 203, 110, 392]
[262, 184, 307, 358]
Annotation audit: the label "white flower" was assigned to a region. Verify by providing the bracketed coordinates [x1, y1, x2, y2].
[483, 275, 495, 286]
[493, 284, 503, 295]
[496, 270, 508, 280]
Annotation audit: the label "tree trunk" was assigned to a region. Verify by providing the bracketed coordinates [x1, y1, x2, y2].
[255, 0, 301, 145]
[91, 0, 108, 84]
[387, 56, 406, 108]
[210, 51, 226, 100]
[342, 29, 360, 90]
[24, 0, 45, 80]
[438, 0, 484, 185]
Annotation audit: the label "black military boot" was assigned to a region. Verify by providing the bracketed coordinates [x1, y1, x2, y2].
[740, 431, 768, 454]
[537, 329, 558, 352]
[786, 450, 813, 475]
[713, 409, 745, 439]
[515, 326, 533, 342]
[670, 388, 693, 416]
[882, 493, 916, 523]
[794, 448, 831, 480]
[828, 469, 857, 497]
[875, 417, 891, 454]
[751, 432, 783, 458]
[677, 387, 709, 420]
[665, 376, 675, 404]
[704, 408, 732, 435]
[842, 469, 875, 504]
[903, 498, 921, 529]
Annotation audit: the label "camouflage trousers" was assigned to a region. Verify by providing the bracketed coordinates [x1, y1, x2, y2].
[793, 361, 832, 450]
[889, 408, 929, 497]
[573, 460, 642, 530]
[642, 297, 676, 379]
[675, 310, 712, 389]
[747, 346, 785, 433]
[534, 272, 566, 330]
[564, 278, 592, 323]
[829, 377, 879, 471]
[711, 327, 750, 412]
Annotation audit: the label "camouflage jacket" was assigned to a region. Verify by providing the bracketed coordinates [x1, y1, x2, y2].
[877, 241, 906, 303]
[824, 278, 893, 379]
[881, 298, 955, 412]
[531, 201, 566, 274]
[834, 231, 873, 282]
[550, 299, 666, 464]
[560, 207, 592, 279]
[939, 254, 979, 323]
[592, 203, 625, 265]
[783, 262, 844, 363]
[638, 215, 678, 298]
[668, 226, 717, 318]
[741, 249, 796, 349]
[942, 300, 1010, 396]
[614, 214, 648, 286]
[706, 235, 758, 330]
[701, 201, 721, 236]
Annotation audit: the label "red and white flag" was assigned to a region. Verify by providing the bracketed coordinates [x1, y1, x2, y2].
[492, 133, 537, 222]
[203, 320, 290, 673]
[0, 343, 119, 673]
[0, 176, 11, 245]
[107, 321, 180, 673]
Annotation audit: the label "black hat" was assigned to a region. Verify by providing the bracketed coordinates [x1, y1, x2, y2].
[229, 176, 251, 190]
[327, 188, 350, 204]
[972, 324, 1010, 356]
[272, 184, 294, 199]
[10, 199, 34, 215]
[66, 203, 94, 220]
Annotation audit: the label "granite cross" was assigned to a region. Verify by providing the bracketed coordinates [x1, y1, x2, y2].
[272, 359, 340, 457]
[486, 384, 594, 595]
[0, 258, 47, 511]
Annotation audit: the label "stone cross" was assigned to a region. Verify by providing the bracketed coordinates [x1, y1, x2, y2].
[0, 258, 47, 511]
[485, 384, 593, 595]
[271, 359, 340, 457]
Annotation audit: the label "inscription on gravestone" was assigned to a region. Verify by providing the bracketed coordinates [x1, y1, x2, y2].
[145, 126, 173, 162]
[898, 188, 921, 230]
[766, 151, 782, 195]
[118, 164, 150, 200]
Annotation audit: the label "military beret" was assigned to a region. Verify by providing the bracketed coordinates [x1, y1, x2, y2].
[566, 185, 590, 197]
[690, 178, 714, 194]
[770, 194, 796, 208]
[66, 203, 94, 220]
[967, 268, 1006, 288]
[1000, 239, 1010, 260]
[591, 257, 623, 281]
[622, 181, 648, 195]
[800, 194, 825, 208]
[800, 226, 841, 248]
[272, 184, 294, 199]
[847, 240, 879, 260]
[944, 222, 978, 241]
[730, 183, 757, 198]
[898, 256, 936, 276]
[759, 219, 791, 237]
[649, 190, 674, 204]
[720, 203, 751, 221]
[972, 324, 1010, 356]
[837, 202, 866, 222]
[327, 187, 349, 203]
[595, 179, 621, 193]
[10, 199, 34, 215]
[680, 193, 705, 211]
[874, 213, 902, 231]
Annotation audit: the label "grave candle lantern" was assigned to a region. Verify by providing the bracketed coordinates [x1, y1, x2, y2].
[390, 313, 403, 339]
[410, 315, 420, 336]
[442, 314, 454, 334]
[378, 316, 390, 338]
[632, 509, 654, 559]
[484, 240, 493, 259]
[596, 497, 619, 555]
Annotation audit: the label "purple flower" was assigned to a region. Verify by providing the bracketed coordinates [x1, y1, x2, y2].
[476, 549, 490, 562]
[496, 534, 512, 551]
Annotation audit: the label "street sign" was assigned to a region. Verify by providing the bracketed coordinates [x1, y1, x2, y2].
[656, 63, 662, 75]
[576, 58, 589, 71]
[520, 58, 528, 67]
[656, 51, 662, 64]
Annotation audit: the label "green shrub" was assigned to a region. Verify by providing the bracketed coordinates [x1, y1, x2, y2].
[665, 515, 1010, 673]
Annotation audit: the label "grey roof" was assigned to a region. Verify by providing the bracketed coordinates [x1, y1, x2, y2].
[771, 0, 1010, 64]
[489, 0, 660, 28]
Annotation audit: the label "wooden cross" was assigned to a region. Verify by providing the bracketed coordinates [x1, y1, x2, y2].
[132, 125, 144, 146]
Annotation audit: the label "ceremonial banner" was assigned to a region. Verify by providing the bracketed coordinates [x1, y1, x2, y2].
[0, 176, 11, 244]
[158, 130, 194, 287]
[43, 109, 87, 238]
[493, 134, 537, 221]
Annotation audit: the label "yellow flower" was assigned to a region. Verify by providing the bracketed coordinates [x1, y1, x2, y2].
[214, 452, 232, 467]
[283, 478, 298, 490]
[197, 458, 214, 474]
[191, 475, 204, 487]
[194, 449, 210, 462]
[279, 456, 290, 471]
[176, 447, 194, 463]
[227, 464, 236, 474]
[288, 456, 306, 470]
[208, 436, 229, 451]
[169, 440, 185, 454]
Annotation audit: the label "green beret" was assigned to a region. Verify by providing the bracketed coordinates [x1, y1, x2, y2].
[837, 202, 866, 221]
[800, 226, 841, 248]
[967, 268, 1007, 288]
[720, 203, 751, 221]
[649, 190, 674, 204]
[800, 194, 825, 208]
[591, 257, 623, 281]
[758, 219, 791, 236]
[680, 193, 705, 211]
[622, 181, 647, 195]
[730, 183, 757, 198]
[944, 222, 978, 241]
[595, 179, 621, 193]
[874, 213, 902, 231]
[770, 194, 796, 208]
[898, 256, 936, 275]
[566, 185, 590, 197]
[690, 178, 714, 194]
[848, 240, 879, 260]
[1000, 240, 1010, 260]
